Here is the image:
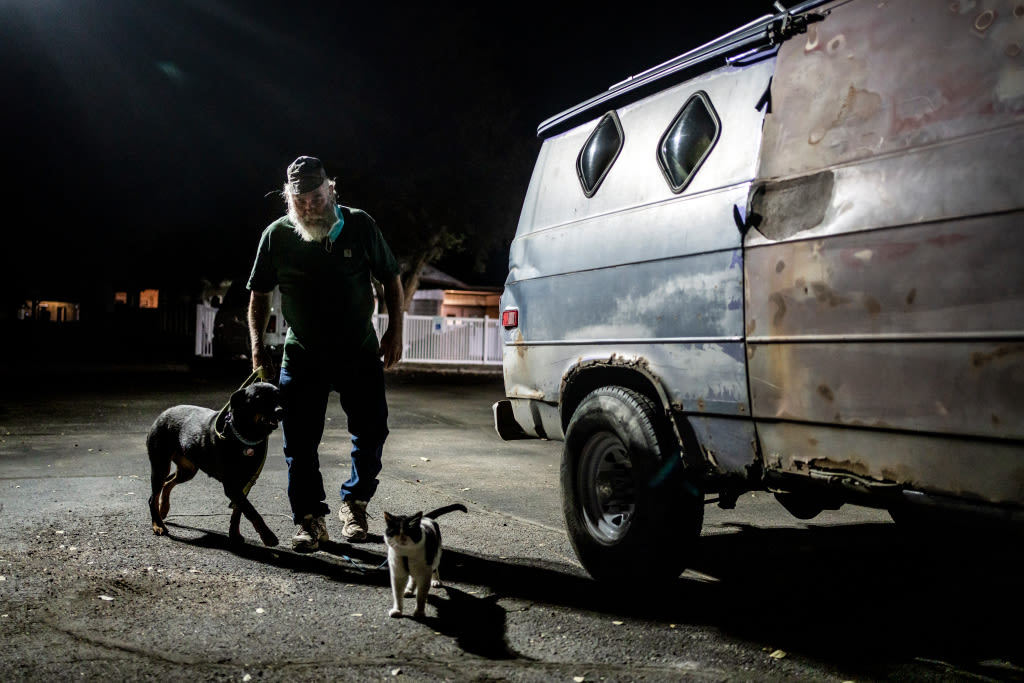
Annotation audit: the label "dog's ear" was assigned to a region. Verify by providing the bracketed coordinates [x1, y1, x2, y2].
[274, 406, 285, 421]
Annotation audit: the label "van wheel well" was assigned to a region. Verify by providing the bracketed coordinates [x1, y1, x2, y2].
[560, 365, 664, 436]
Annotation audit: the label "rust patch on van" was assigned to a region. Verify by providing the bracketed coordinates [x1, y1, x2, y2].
[817, 385, 835, 402]
[512, 330, 527, 359]
[838, 85, 883, 124]
[769, 292, 787, 326]
[974, 9, 996, 32]
[972, 344, 1024, 368]
[810, 282, 851, 307]
[809, 457, 871, 478]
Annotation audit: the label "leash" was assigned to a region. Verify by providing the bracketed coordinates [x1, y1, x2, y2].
[339, 554, 389, 573]
[213, 366, 273, 505]
[214, 366, 271, 439]
[204, 367, 386, 574]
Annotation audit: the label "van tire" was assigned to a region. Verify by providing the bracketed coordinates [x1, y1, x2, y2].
[561, 386, 702, 583]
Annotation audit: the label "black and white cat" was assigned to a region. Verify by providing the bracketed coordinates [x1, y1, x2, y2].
[383, 503, 467, 618]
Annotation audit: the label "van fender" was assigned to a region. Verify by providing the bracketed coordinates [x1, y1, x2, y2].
[558, 354, 706, 475]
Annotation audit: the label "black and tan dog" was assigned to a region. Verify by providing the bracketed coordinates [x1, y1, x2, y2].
[147, 381, 283, 546]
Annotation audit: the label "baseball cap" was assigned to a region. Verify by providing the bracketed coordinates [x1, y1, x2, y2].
[285, 156, 327, 194]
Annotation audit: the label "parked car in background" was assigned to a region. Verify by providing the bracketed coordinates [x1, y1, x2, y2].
[212, 278, 287, 367]
[494, 0, 1024, 583]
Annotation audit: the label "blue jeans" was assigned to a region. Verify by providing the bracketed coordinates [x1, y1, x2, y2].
[278, 353, 389, 523]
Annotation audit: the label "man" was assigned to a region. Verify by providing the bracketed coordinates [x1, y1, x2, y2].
[247, 155, 404, 551]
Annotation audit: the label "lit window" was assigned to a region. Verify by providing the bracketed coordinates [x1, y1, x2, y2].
[139, 289, 160, 309]
[658, 92, 720, 193]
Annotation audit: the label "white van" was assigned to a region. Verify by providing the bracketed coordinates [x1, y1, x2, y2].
[494, 0, 1024, 582]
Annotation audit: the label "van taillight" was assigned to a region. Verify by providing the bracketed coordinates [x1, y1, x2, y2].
[501, 309, 518, 329]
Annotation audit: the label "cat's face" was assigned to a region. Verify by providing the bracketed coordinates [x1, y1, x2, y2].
[383, 511, 424, 548]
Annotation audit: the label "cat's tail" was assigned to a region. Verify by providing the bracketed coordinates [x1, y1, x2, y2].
[425, 503, 468, 519]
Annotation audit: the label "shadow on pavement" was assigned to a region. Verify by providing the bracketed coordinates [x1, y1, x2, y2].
[165, 517, 1024, 680]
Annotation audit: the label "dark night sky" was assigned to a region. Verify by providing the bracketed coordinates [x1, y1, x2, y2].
[3, 0, 773, 302]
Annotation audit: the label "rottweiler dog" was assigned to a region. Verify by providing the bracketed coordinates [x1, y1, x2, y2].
[147, 381, 283, 546]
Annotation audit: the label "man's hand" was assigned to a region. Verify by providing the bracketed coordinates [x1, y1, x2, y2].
[380, 274, 405, 370]
[252, 344, 277, 379]
[380, 327, 402, 369]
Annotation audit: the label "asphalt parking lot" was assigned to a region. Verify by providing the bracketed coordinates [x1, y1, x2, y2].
[1, 363, 1022, 682]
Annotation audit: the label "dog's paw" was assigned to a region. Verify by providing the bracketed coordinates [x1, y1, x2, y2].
[229, 531, 245, 545]
[261, 532, 279, 547]
[152, 523, 167, 536]
[404, 588, 415, 597]
[389, 608, 402, 618]
[431, 579, 442, 588]
[412, 608, 426, 619]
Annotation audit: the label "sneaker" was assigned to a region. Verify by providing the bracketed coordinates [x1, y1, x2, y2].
[338, 500, 369, 542]
[292, 514, 328, 552]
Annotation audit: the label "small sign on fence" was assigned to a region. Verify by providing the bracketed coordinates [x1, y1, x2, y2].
[431, 316, 443, 335]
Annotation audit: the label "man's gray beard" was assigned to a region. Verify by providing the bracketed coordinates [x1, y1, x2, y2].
[289, 205, 334, 242]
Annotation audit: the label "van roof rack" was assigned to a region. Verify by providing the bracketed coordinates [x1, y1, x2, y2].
[536, 0, 833, 138]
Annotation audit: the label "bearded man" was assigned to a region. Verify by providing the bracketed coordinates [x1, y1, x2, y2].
[247, 155, 404, 551]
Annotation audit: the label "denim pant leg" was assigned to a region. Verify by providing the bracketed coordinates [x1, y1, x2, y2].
[279, 364, 332, 523]
[336, 356, 389, 502]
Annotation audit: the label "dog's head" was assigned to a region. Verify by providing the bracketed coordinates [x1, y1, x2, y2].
[229, 381, 284, 440]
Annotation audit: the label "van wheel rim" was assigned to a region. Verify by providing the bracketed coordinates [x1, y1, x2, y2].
[579, 431, 635, 544]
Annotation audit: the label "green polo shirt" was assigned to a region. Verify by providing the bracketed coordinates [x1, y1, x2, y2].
[247, 205, 400, 367]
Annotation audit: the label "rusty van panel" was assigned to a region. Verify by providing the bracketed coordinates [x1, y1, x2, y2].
[747, 124, 1024, 246]
[749, 340, 1024, 441]
[758, 422, 1024, 506]
[745, 213, 1024, 339]
[760, 0, 1024, 181]
[745, 211, 1024, 443]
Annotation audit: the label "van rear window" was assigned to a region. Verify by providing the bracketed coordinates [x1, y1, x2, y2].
[658, 91, 720, 193]
[576, 111, 624, 198]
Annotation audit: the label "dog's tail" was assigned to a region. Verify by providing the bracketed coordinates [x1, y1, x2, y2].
[424, 503, 468, 519]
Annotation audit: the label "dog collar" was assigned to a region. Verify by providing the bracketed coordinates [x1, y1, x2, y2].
[226, 413, 265, 448]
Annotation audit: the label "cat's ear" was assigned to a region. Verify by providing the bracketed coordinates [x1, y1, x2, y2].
[411, 512, 423, 523]
[383, 511, 394, 522]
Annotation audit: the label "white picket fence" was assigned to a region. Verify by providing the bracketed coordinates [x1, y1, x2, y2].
[195, 305, 502, 365]
[195, 305, 216, 357]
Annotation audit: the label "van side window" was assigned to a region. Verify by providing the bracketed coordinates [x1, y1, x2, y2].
[658, 91, 720, 193]
[576, 111, 624, 198]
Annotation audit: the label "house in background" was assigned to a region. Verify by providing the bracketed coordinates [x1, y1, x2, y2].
[407, 264, 501, 319]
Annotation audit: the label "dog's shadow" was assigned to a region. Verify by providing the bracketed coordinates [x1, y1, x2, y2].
[163, 520, 391, 588]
